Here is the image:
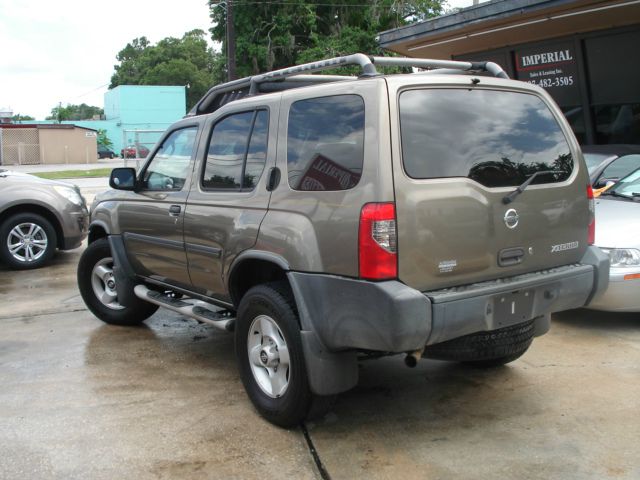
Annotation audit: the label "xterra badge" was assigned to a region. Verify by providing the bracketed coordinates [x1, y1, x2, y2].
[438, 259, 457, 273]
[551, 241, 579, 253]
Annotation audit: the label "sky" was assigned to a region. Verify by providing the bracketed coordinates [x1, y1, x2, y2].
[0, 0, 476, 120]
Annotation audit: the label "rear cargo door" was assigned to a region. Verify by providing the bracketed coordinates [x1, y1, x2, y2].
[389, 83, 589, 292]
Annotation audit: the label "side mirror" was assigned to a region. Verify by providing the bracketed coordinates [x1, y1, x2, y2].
[109, 167, 137, 191]
[595, 177, 613, 188]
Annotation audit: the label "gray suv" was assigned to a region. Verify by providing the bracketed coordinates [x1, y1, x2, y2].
[78, 54, 609, 427]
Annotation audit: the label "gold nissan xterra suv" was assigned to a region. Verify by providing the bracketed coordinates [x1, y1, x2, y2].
[78, 54, 609, 427]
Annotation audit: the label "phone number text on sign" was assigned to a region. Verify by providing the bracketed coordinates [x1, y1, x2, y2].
[515, 43, 580, 105]
[527, 76, 574, 88]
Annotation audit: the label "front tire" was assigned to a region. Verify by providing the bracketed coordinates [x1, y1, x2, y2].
[0, 213, 57, 270]
[77, 238, 157, 325]
[236, 282, 333, 428]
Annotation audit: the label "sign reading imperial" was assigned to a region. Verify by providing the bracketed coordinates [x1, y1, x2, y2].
[520, 49, 573, 67]
[515, 42, 580, 106]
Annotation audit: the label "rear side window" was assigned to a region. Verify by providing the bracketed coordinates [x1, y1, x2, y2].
[287, 95, 364, 191]
[203, 110, 268, 190]
[399, 89, 573, 188]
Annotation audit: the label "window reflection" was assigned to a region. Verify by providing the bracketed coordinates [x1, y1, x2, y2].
[143, 127, 197, 191]
[593, 104, 640, 144]
[244, 110, 268, 189]
[561, 106, 586, 145]
[203, 110, 269, 190]
[204, 112, 254, 189]
[287, 95, 364, 191]
[399, 89, 573, 188]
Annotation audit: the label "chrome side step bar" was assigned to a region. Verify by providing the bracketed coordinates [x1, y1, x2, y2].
[134, 284, 235, 332]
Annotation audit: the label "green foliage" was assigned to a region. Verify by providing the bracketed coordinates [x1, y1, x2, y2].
[96, 129, 113, 149]
[11, 114, 35, 122]
[209, 0, 445, 78]
[46, 103, 103, 121]
[110, 30, 224, 109]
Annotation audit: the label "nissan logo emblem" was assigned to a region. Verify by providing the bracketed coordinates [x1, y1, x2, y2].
[504, 209, 519, 229]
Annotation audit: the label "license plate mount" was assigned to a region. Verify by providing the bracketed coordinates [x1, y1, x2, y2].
[493, 289, 534, 326]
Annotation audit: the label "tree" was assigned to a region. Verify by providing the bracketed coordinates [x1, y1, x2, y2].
[11, 114, 35, 122]
[46, 103, 103, 121]
[208, 0, 445, 79]
[97, 129, 113, 149]
[110, 30, 224, 109]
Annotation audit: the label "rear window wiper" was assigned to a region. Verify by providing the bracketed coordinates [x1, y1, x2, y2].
[503, 170, 561, 204]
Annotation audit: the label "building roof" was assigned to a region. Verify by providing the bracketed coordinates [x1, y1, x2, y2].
[378, 0, 640, 59]
[0, 124, 97, 132]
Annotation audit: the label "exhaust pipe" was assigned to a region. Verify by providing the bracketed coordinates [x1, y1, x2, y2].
[404, 348, 424, 368]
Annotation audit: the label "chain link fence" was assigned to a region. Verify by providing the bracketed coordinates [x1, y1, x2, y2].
[0, 128, 41, 165]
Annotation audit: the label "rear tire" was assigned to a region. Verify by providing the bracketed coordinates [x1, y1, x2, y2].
[424, 320, 535, 367]
[77, 238, 157, 325]
[0, 213, 57, 270]
[236, 282, 334, 428]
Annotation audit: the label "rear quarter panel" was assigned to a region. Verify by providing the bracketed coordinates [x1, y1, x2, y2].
[259, 78, 394, 276]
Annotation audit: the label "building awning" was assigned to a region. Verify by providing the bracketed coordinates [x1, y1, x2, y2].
[378, 0, 640, 59]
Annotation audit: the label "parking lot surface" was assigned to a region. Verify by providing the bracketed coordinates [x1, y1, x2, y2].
[1, 191, 638, 479]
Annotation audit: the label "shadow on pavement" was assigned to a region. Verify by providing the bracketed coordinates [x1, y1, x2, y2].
[553, 308, 638, 330]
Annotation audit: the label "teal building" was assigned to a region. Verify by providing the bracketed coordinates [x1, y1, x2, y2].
[48, 85, 186, 154]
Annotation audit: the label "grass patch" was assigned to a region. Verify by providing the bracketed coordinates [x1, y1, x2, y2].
[33, 168, 113, 180]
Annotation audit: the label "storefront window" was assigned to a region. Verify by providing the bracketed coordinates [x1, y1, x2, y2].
[561, 106, 586, 144]
[592, 104, 640, 144]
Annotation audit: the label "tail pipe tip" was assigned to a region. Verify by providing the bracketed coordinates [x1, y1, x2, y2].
[404, 348, 424, 368]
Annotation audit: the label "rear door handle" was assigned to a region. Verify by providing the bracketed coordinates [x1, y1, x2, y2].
[169, 205, 181, 217]
[266, 167, 281, 191]
[498, 247, 524, 267]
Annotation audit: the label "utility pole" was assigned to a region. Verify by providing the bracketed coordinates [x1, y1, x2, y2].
[227, 0, 237, 81]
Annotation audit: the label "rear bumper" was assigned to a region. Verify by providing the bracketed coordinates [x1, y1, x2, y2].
[586, 267, 640, 312]
[289, 246, 610, 353]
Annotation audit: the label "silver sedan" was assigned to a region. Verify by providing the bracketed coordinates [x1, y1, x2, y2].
[588, 169, 640, 312]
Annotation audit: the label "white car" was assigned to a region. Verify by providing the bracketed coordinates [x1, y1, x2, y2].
[588, 168, 640, 312]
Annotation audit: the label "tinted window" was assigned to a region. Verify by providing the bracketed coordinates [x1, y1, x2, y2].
[287, 95, 364, 191]
[244, 110, 269, 189]
[203, 110, 268, 190]
[601, 154, 640, 180]
[585, 30, 640, 106]
[593, 104, 640, 145]
[143, 127, 197, 191]
[399, 89, 573, 188]
[561, 106, 586, 145]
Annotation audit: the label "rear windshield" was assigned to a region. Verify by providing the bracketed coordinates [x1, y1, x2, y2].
[399, 89, 573, 188]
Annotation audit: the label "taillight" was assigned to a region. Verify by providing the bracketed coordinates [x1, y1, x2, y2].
[359, 203, 397, 280]
[587, 184, 595, 245]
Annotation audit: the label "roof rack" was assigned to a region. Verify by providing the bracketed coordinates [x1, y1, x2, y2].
[188, 53, 509, 117]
